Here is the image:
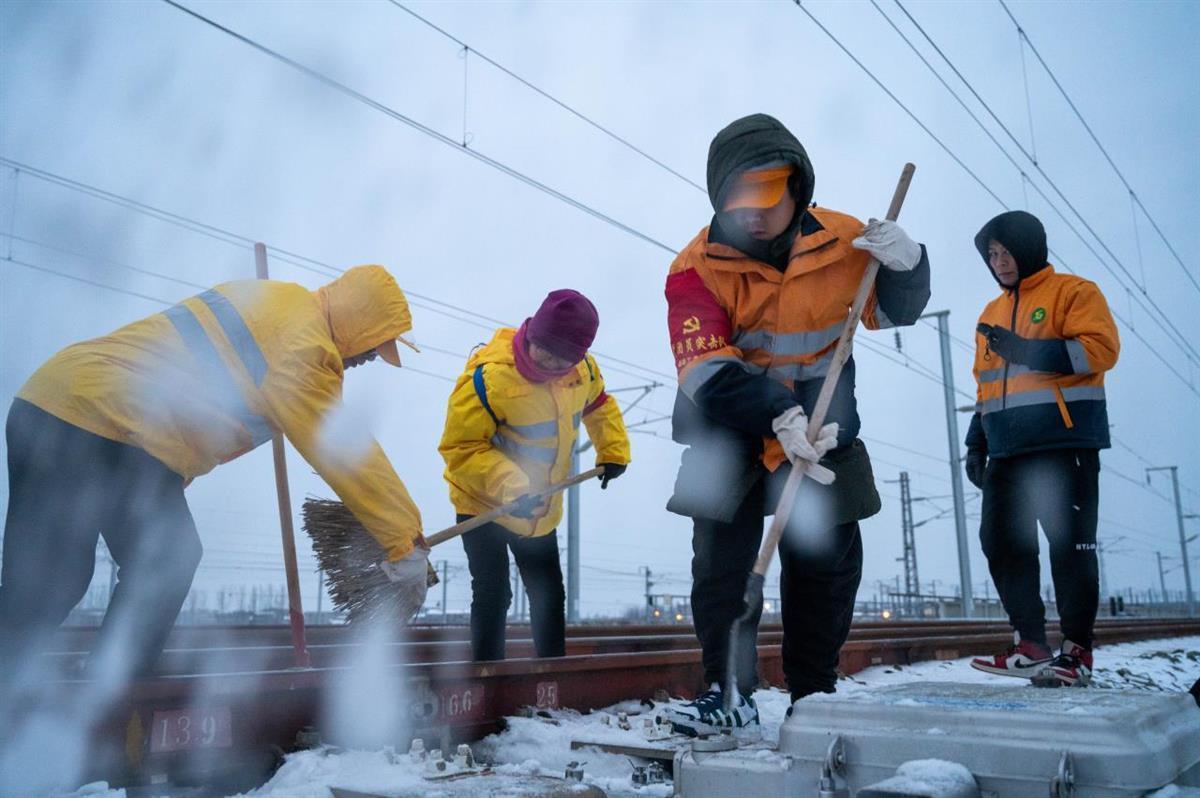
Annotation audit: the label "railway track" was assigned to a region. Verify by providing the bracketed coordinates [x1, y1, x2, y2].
[19, 617, 1200, 794]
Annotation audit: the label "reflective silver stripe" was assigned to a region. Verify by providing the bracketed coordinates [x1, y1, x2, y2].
[979, 390, 1051, 414]
[507, 419, 558, 438]
[197, 289, 268, 386]
[979, 364, 1032, 383]
[1065, 339, 1091, 374]
[572, 412, 582, 429]
[978, 385, 1105, 415]
[492, 434, 557, 464]
[731, 322, 842, 356]
[680, 356, 759, 399]
[767, 351, 834, 383]
[1062, 385, 1106, 402]
[164, 302, 273, 447]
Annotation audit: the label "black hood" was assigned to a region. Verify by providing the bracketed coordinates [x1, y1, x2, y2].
[707, 113, 815, 212]
[707, 114, 816, 269]
[974, 210, 1049, 285]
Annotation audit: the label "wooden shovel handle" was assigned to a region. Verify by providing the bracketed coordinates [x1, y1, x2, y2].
[752, 163, 916, 577]
[424, 467, 606, 548]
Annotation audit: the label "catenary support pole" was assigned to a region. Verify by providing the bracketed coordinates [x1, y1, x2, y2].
[1148, 466, 1195, 617]
[1157, 551, 1168, 606]
[255, 243, 310, 667]
[921, 309, 974, 617]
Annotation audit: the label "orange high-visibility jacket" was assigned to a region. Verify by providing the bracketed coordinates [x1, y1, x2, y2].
[666, 207, 930, 471]
[18, 266, 425, 560]
[439, 328, 630, 537]
[967, 265, 1119, 458]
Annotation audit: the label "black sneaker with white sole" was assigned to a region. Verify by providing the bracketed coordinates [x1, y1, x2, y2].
[664, 683, 761, 741]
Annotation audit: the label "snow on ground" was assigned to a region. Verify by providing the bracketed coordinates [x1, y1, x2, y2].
[53, 634, 1200, 798]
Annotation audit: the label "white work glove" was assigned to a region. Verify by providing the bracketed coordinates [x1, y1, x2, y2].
[379, 546, 430, 619]
[852, 218, 921, 272]
[772, 406, 839, 467]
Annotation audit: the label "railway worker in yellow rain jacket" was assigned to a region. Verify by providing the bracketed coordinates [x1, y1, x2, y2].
[439, 289, 630, 661]
[0, 265, 428, 689]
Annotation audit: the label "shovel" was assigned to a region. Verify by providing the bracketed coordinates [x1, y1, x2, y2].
[724, 163, 917, 714]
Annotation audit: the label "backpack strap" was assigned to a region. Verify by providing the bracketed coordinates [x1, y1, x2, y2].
[473, 364, 501, 427]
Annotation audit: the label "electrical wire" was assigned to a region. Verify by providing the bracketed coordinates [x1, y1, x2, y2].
[387, 1, 706, 194]
[885, 0, 1200, 368]
[996, 0, 1200, 298]
[160, 0, 677, 256]
[793, 0, 1200, 402]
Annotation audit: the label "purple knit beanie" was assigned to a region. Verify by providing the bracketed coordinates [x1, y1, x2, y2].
[526, 289, 599, 363]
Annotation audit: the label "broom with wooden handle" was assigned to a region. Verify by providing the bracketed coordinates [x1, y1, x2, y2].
[723, 163, 916, 714]
[304, 467, 605, 625]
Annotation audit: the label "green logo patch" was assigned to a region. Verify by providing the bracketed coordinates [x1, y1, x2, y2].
[1031, 307, 1046, 324]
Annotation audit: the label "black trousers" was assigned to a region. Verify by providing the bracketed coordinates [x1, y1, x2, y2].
[0, 399, 203, 687]
[690, 475, 863, 699]
[979, 448, 1100, 649]
[459, 516, 565, 661]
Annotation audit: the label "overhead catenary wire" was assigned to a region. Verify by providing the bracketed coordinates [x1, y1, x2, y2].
[854, 1, 1200, 400]
[996, 0, 1200, 298]
[159, 0, 676, 257]
[793, 1, 1200, 402]
[885, 0, 1200, 368]
[0, 159, 674, 386]
[386, 0, 706, 194]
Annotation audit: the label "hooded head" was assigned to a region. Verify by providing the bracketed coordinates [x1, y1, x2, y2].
[315, 265, 415, 366]
[706, 114, 815, 267]
[974, 211, 1049, 286]
[707, 113, 815, 217]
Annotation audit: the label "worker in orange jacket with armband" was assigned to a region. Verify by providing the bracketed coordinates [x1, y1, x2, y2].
[965, 211, 1119, 687]
[439, 290, 630, 662]
[662, 114, 931, 739]
[0, 266, 427, 690]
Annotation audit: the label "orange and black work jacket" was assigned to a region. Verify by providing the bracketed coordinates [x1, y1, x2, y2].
[965, 265, 1119, 459]
[664, 208, 930, 521]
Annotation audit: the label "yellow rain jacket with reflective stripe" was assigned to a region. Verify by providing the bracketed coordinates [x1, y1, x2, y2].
[439, 328, 631, 537]
[18, 265, 425, 560]
[968, 264, 1119, 458]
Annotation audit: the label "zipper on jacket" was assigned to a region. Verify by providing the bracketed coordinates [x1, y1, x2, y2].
[1002, 284, 1019, 410]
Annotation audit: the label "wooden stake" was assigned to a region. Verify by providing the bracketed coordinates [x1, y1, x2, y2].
[255, 242, 311, 668]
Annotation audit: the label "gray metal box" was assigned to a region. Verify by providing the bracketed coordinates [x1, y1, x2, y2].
[675, 681, 1200, 797]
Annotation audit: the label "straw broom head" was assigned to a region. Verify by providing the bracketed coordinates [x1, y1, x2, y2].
[302, 497, 436, 625]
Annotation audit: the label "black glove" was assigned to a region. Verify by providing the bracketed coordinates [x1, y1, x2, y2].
[977, 323, 1073, 373]
[509, 493, 545, 519]
[965, 449, 988, 489]
[978, 323, 1027, 364]
[599, 463, 627, 489]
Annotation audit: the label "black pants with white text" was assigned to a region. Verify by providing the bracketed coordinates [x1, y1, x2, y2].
[979, 448, 1100, 649]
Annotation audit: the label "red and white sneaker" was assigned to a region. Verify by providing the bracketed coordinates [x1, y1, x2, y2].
[1042, 639, 1093, 687]
[970, 632, 1053, 678]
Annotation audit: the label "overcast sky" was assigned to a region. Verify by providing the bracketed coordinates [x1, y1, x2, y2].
[2, 0, 1198, 620]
